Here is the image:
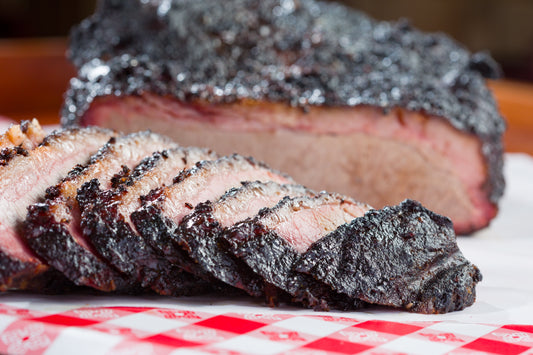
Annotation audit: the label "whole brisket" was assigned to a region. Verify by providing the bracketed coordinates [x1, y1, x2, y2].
[24, 131, 177, 291]
[63, 0, 505, 234]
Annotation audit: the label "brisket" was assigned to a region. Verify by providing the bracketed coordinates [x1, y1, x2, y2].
[63, 0, 505, 234]
[292, 200, 483, 314]
[176, 181, 313, 297]
[0, 127, 114, 291]
[223, 193, 370, 308]
[79, 147, 217, 295]
[24, 131, 177, 291]
[131, 154, 294, 291]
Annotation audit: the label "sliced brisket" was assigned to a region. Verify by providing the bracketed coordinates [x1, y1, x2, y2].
[176, 181, 313, 297]
[79, 147, 217, 294]
[63, 0, 505, 234]
[131, 154, 294, 292]
[223, 193, 370, 308]
[0, 127, 114, 291]
[24, 131, 177, 291]
[292, 200, 483, 314]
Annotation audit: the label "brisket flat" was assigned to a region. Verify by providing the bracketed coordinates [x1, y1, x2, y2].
[131, 154, 294, 292]
[292, 200, 483, 314]
[176, 181, 313, 297]
[79, 147, 217, 295]
[24, 131, 177, 291]
[63, 0, 505, 234]
[223, 193, 370, 308]
[0, 127, 114, 291]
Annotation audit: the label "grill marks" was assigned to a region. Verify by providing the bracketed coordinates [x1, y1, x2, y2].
[0, 121, 482, 313]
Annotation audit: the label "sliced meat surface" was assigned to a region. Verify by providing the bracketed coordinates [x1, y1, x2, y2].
[222, 193, 370, 307]
[131, 154, 294, 292]
[63, 0, 505, 235]
[292, 200, 483, 314]
[0, 127, 114, 291]
[79, 147, 217, 294]
[176, 181, 313, 297]
[24, 131, 177, 291]
[0, 119, 45, 151]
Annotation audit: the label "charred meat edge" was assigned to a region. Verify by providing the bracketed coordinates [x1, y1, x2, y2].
[131, 154, 294, 292]
[292, 199, 483, 314]
[79, 147, 218, 296]
[176, 181, 314, 297]
[223, 193, 370, 308]
[1, 126, 114, 291]
[24, 131, 177, 292]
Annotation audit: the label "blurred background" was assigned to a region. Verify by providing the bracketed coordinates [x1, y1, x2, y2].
[2, 0, 533, 82]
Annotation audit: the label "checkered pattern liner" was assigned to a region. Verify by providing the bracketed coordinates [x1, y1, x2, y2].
[0, 303, 531, 355]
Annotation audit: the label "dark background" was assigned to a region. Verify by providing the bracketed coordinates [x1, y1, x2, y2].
[1, 0, 533, 82]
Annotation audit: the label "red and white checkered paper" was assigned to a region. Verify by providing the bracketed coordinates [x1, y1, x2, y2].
[0, 303, 532, 355]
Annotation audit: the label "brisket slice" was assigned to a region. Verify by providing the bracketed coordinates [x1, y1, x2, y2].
[63, 0, 505, 235]
[0, 127, 114, 291]
[176, 181, 313, 297]
[131, 154, 294, 292]
[292, 200, 482, 314]
[78, 147, 217, 296]
[24, 131, 177, 292]
[223, 193, 370, 308]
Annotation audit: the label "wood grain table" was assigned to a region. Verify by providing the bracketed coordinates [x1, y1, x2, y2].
[1, 37, 532, 155]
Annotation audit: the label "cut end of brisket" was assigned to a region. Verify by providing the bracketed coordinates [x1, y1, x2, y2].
[294, 199, 482, 314]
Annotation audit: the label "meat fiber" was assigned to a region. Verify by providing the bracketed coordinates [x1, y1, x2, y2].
[223, 193, 370, 307]
[0, 127, 114, 291]
[24, 131, 177, 291]
[291, 200, 483, 314]
[130, 154, 294, 292]
[62, 0, 506, 234]
[176, 181, 313, 297]
[78, 147, 218, 295]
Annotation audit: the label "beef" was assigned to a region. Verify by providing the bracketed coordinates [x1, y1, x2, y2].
[24, 131, 177, 291]
[176, 181, 313, 297]
[0, 119, 45, 151]
[78, 147, 218, 295]
[291, 200, 483, 314]
[223, 193, 370, 308]
[62, 0, 505, 234]
[130, 154, 294, 292]
[0, 127, 114, 291]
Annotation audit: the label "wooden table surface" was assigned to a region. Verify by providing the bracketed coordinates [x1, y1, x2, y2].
[1, 37, 532, 155]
